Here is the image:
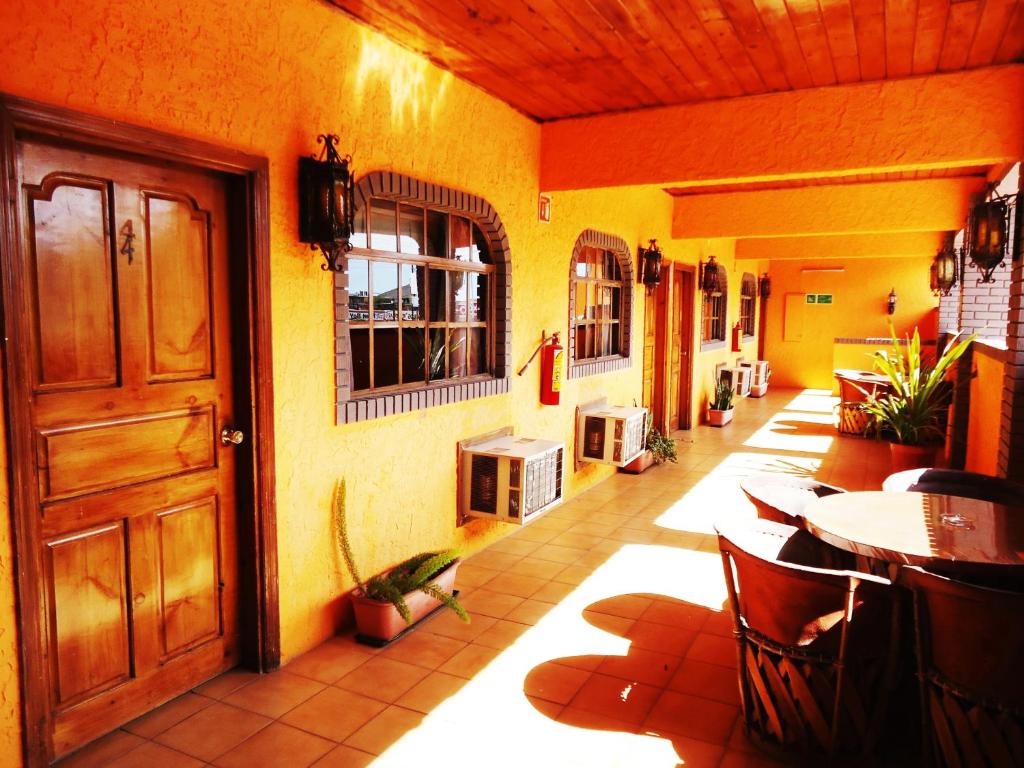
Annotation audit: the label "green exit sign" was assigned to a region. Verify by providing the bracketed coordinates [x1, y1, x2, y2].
[806, 293, 833, 305]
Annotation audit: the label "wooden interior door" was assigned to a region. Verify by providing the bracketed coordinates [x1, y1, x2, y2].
[15, 139, 242, 758]
[667, 265, 695, 432]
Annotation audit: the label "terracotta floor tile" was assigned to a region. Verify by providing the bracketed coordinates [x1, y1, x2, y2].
[548, 531, 604, 550]
[310, 744, 377, 768]
[523, 662, 592, 705]
[335, 656, 431, 701]
[558, 654, 606, 672]
[507, 556, 570, 580]
[438, 643, 503, 678]
[378, 629, 467, 669]
[625, 621, 699, 657]
[57, 731, 147, 768]
[466, 550, 523, 571]
[512, 525, 561, 544]
[598, 647, 682, 688]
[587, 594, 654, 620]
[703, 610, 735, 638]
[528, 543, 589, 565]
[460, 588, 526, 618]
[279, 687, 387, 742]
[421, 608, 499, 642]
[531, 580, 578, 604]
[154, 702, 271, 762]
[686, 633, 738, 668]
[567, 672, 661, 726]
[669, 658, 741, 705]
[124, 692, 213, 738]
[643, 690, 739, 745]
[484, 571, 548, 599]
[192, 668, 261, 700]
[223, 670, 325, 718]
[653, 734, 726, 768]
[528, 694, 566, 720]
[106, 741, 204, 768]
[343, 705, 424, 755]
[606, 527, 662, 545]
[552, 564, 595, 585]
[640, 600, 712, 632]
[212, 722, 334, 768]
[504, 598, 556, 625]
[557, 706, 639, 732]
[486, 537, 543, 557]
[285, 638, 374, 684]
[473, 618, 532, 649]
[395, 670, 467, 713]
[454, 563, 499, 589]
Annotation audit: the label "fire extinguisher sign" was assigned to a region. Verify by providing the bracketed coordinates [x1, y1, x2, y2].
[551, 349, 564, 391]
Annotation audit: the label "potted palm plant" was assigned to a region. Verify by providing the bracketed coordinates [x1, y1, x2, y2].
[623, 412, 678, 473]
[334, 480, 469, 646]
[859, 327, 975, 472]
[708, 378, 735, 427]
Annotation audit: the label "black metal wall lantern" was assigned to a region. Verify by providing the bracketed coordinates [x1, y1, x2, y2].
[886, 288, 897, 315]
[966, 193, 1017, 284]
[758, 273, 771, 300]
[298, 133, 356, 272]
[930, 238, 958, 297]
[700, 255, 720, 294]
[638, 239, 663, 292]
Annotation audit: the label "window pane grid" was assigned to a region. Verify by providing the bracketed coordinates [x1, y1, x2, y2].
[573, 246, 625, 362]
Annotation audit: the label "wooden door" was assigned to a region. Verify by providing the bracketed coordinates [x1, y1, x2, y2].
[15, 139, 241, 758]
[674, 267, 694, 431]
[644, 265, 695, 433]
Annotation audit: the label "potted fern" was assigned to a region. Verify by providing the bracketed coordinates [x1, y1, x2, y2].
[334, 481, 469, 645]
[859, 327, 974, 472]
[708, 378, 735, 427]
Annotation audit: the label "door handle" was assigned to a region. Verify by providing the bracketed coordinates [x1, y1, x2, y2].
[221, 427, 245, 446]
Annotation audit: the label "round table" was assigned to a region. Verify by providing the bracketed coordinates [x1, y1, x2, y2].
[802, 491, 1024, 568]
[740, 475, 845, 525]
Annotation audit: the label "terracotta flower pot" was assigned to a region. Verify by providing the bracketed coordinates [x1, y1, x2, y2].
[621, 449, 655, 474]
[708, 407, 734, 427]
[888, 442, 941, 474]
[352, 559, 460, 645]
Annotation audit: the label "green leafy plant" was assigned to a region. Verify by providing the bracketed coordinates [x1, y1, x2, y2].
[334, 480, 469, 624]
[859, 326, 975, 446]
[642, 411, 678, 464]
[711, 378, 734, 411]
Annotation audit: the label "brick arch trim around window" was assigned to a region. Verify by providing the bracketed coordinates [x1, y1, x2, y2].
[567, 229, 634, 379]
[334, 170, 512, 424]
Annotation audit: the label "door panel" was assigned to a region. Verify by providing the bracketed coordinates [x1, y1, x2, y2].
[46, 523, 131, 707]
[144, 192, 214, 381]
[15, 139, 241, 758]
[25, 176, 119, 392]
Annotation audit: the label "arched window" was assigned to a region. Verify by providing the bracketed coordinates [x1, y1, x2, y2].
[568, 230, 634, 378]
[701, 268, 728, 347]
[335, 172, 512, 423]
[739, 273, 756, 338]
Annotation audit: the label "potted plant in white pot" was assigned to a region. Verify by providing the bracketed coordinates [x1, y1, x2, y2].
[859, 327, 974, 472]
[623, 412, 678, 473]
[334, 480, 469, 646]
[708, 378, 735, 427]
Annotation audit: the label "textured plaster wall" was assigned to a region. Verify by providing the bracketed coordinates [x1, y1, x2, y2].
[737, 232, 945, 262]
[672, 178, 983, 239]
[762, 256, 938, 389]
[0, 1, 684, 760]
[541, 66, 1024, 190]
[966, 347, 1005, 475]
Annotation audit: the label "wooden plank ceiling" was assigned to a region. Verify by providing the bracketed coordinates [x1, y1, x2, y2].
[329, 0, 1024, 121]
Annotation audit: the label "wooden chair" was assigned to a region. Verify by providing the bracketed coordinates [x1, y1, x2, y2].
[716, 519, 903, 760]
[882, 468, 1024, 506]
[899, 567, 1024, 768]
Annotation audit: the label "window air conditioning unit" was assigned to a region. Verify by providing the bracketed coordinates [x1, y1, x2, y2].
[577, 404, 648, 467]
[460, 436, 564, 525]
[740, 360, 770, 397]
[721, 367, 751, 397]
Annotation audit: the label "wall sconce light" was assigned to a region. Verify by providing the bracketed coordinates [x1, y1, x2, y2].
[930, 238, 959, 297]
[887, 288, 897, 315]
[758, 273, 771, 300]
[298, 133, 355, 272]
[966, 194, 1016, 284]
[700, 255, 720, 294]
[638, 239, 663, 291]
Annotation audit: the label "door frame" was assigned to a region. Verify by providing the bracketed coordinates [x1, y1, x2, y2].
[0, 94, 280, 766]
[651, 263, 696, 433]
[674, 265, 695, 431]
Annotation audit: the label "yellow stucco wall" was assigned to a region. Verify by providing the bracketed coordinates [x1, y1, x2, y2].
[0, 2, 690, 761]
[761, 256, 938, 390]
[965, 346, 1005, 476]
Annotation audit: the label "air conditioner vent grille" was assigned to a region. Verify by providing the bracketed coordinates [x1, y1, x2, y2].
[470, 454, 498, 514]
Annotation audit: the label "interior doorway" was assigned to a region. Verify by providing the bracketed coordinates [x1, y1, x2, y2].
[0, 95, 279, 765]
[644, 263, 695, 433]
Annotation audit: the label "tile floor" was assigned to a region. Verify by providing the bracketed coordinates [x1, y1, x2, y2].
[58, 388, 894, 768]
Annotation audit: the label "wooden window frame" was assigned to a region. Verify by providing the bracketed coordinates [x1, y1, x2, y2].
[739, 272, 756, 339]
[0, 94, 279, 767]
[701, 269, 728, 348]
[567, 229, 634, 378]
[335, 172, 512, 424]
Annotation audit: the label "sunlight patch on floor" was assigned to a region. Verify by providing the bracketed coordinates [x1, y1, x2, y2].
[783, 388, 839, 414]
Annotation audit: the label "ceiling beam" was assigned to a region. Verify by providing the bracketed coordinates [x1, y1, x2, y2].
[671, 178, 985, 238]
[541, 66, 1023, 191]
[735, 232, 946, 261]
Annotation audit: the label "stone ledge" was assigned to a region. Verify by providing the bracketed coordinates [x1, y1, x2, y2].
[337, 378, 510, 423]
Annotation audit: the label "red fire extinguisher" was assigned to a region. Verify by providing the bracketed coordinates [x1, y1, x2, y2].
[731, 322, 743, 352]
[540, 332, 564, 405]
